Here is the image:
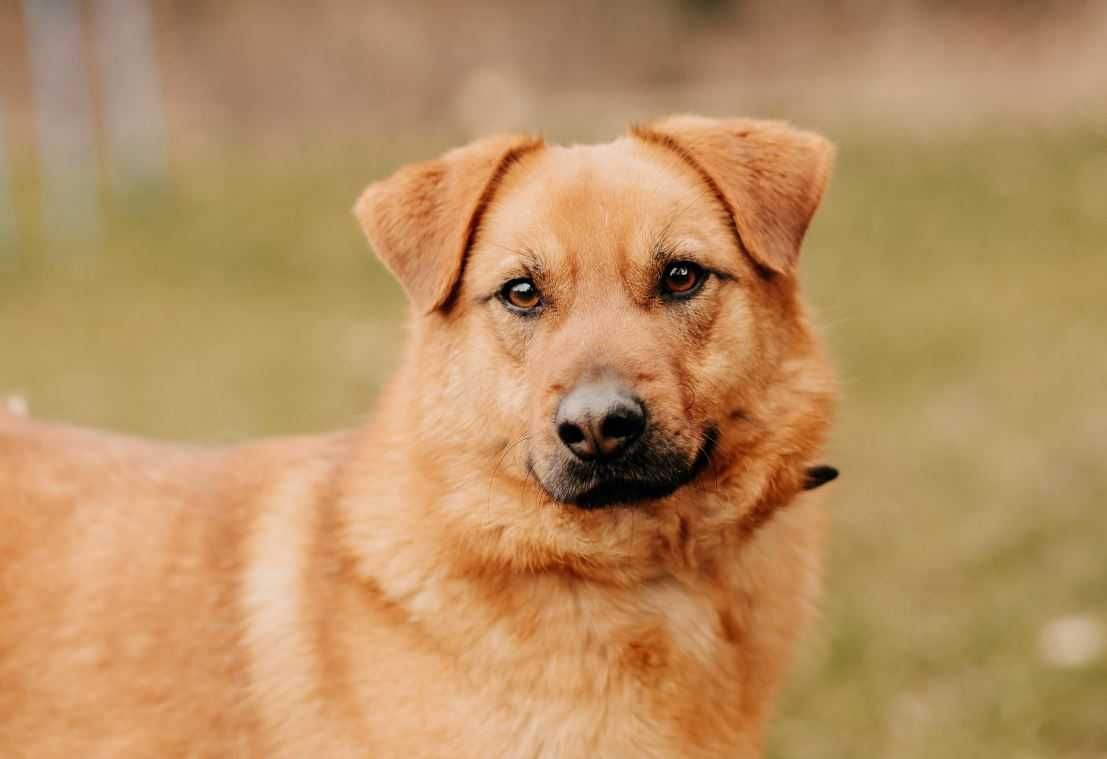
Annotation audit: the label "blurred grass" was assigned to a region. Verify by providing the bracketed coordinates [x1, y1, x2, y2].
[2, 127, 1106, 757]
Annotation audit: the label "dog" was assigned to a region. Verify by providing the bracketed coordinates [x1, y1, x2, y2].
[0, 115, 837, 758]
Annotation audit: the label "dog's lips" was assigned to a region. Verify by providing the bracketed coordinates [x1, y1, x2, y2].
[530, 426, 718, 510]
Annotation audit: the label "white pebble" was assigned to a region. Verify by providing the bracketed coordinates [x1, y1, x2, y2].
[4, 394, 28, 416]
[1038, 614, 1105, 669]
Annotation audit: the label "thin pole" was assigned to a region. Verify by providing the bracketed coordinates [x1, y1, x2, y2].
[94, 0, 168, 187]
[0, 102, 16, 253]
[24, 0, 101, 249]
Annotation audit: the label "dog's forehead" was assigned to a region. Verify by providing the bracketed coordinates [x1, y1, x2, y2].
[510, 139, 699, 220]
[482, 139, 714, 268]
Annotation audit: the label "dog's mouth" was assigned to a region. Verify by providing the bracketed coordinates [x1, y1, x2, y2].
[530, 426, 718, 510]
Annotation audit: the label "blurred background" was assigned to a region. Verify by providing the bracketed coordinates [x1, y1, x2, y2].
[1, 1, 1105, 756]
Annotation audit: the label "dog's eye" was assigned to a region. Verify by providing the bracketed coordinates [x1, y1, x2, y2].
[660, 261, 706, 298]
[499, 278, 543, 313]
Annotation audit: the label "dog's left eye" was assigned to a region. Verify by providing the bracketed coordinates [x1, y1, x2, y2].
[660, 261, 707, 298]
[499, 278, 543, 313]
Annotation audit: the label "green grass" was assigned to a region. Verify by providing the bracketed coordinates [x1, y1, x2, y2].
[2, 128, 1105, 757]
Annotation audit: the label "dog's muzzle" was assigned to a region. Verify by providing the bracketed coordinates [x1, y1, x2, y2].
[533, 424, 718, 510]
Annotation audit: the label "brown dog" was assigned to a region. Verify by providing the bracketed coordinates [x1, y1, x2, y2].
[0, 115, 836, 758]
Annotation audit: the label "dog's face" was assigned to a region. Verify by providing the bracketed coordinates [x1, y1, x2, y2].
[466, 142, 753, 509]
[357, 116, 835, 570]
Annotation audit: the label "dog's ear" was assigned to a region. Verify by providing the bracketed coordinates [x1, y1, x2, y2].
[354, 134, 544, 313]
[632, 115, 834, 276]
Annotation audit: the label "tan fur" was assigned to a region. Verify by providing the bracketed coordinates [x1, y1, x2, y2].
[0, 116, 836, 758]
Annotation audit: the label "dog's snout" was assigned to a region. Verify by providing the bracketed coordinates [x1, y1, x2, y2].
[555, 382, 646, 462]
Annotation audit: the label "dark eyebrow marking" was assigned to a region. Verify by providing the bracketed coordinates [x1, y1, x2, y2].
[651, 233, 701, 268]
[474, 244, 548, 303]
[487, 243, 547, 277]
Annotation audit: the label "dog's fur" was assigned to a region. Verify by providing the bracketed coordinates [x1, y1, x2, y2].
[0, 116, 836, 758]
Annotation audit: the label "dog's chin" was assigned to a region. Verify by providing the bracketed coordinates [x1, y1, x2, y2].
[531, 427, 718, 510]
[560, 476, 690, 510]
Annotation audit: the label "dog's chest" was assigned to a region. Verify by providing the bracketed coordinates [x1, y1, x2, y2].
[441, 579, 754, 758]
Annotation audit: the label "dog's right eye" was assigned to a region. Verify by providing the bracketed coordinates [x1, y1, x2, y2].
[498, 278, 543, 314]
[660, 261, 707, 299]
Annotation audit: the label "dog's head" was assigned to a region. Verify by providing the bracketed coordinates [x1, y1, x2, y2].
[355, 116, 836, 573]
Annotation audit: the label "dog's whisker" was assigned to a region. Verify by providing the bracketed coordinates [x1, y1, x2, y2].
[485, 433, 531, 516]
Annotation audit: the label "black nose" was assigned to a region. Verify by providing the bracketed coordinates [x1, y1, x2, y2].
[555, 381, 646, 462]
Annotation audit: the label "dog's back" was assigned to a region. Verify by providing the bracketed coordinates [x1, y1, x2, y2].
[0, 416, 284, 756]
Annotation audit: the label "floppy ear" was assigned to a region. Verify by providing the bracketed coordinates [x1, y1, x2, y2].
[631, 115, 834, 276]
[354, 133, 544, 313]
